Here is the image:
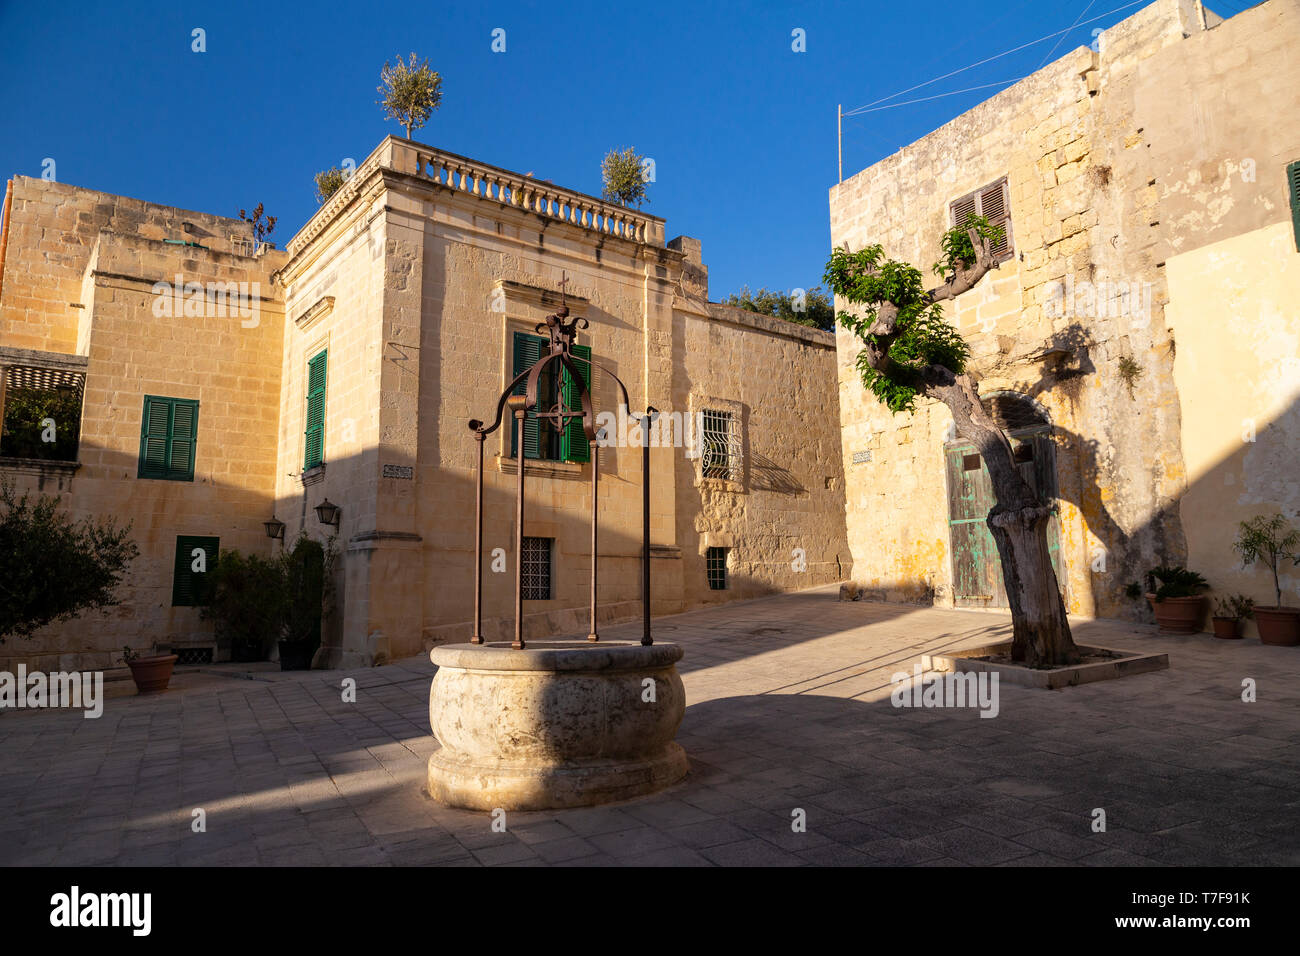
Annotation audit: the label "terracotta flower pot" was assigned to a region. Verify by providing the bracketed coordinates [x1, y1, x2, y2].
[1211, 616, 1242, 640]
[127, 654, 178, 693]
[1253, 606, 1300, 646]
[1146, 593, 1206, 634]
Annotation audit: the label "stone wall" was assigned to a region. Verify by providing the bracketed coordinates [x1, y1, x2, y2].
[828, 0, 1295, 624]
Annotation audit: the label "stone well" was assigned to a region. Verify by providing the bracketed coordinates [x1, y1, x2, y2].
[427, 640, 688, 811]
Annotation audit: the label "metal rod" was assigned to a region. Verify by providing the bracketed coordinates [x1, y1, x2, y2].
[587, 443, 599, 642]
[641, 412, 652, 646]
[471, 432, 484, 644]
[514, 410, 526, 650]
[837, 103, 843, 184]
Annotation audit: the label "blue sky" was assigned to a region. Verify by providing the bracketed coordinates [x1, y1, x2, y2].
[0, 0, 1259, 299]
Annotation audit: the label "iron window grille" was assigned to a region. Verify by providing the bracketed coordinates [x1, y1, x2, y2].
[701, 409, 741, 481]
[706, 546, 729, 590]
[521, 536, 553, 600]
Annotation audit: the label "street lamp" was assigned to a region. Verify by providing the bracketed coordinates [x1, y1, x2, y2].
[314, 499, 341, 528]
[263, 515, 286, 540]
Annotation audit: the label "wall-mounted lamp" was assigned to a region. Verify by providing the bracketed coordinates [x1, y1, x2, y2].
[263, 516, 286, 540]
[314, 499, 341, 528]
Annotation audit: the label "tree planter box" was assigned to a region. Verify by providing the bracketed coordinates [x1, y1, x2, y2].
[427, 640, 688, 811]
[921, 642, 1169, 690]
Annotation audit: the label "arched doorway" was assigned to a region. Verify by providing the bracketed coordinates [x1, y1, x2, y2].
[944, 392, 1065, 609]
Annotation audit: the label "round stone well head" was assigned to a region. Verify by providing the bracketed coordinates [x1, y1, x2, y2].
[427, 639, 688, 811]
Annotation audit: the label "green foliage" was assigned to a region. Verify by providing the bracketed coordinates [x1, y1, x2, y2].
[377, 52, 443, 138]
[1214, 593, 1255, 620]
[279, 533, 337, 648]
[824, 244, 970, 414]
[600, 147, 648, 208]
[1233, 513, 1300, 607]
[200, 549, 285, 653]
[0, 481, 138, 640]
[721, 285, 835, 332]
[0, 386, 81, 460]
[314, 167, 348, 204]
[1117, 355, 1143, 400]
[1124, 581, 1144, 600]
[1147, 565, 1209, 601]
[932, 213, 1005, 281]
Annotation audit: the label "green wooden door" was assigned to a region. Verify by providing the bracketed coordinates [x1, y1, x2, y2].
[945, 428, 1064, 608]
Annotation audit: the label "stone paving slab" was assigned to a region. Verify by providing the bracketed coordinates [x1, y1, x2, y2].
[2, 585, 1299, 866]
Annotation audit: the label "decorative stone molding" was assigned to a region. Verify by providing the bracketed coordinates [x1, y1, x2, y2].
[294, 295, 335, 332]
[497, 456, 585, 481]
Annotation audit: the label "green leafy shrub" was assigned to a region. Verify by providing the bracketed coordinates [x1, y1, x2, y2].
[1214, 593, 1254, 620]
[1233, 513, 1300, 608]
[1, 387, 81, 461]
[1147, 566, 1209, 601]
[600, 147, 649, 208]
[721, 285, 835, 332]
[0, 481, 137, 639]
[314, 167, 348, 204]
[201, 550, 285, 658]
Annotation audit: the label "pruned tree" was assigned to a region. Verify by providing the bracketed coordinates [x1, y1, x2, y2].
[377, 52, 443, 140]
[825, 216, 1079, 667]
[314, 167, 348, 204]
[0, 482, 139, 640]
[600, 147, 649, 208]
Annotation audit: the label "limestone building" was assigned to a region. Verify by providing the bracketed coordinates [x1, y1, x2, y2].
[0, 138, 850, 670]
[830, 0, 1300, 637]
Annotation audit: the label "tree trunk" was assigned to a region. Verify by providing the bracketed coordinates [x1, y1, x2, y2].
[931, 371, 1079, 667]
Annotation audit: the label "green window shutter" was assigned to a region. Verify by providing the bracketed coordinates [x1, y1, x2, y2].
[1289, 161, 1300, 252]
[172, 535, 219, 607]
[138, 396, 198, 481]
[561, 344, 592, 463]
[510, 331, 543, 460]
[304, 350, 327, 470]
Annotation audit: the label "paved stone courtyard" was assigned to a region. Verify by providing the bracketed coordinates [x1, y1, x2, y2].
[3, 586, 1298, 867]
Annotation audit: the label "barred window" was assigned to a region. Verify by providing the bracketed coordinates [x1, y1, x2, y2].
[522, 536, 553, 600]
[701, 409, 741, 481]
[706, 547, 729, 591]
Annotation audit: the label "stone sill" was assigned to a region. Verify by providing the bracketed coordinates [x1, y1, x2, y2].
[497, 456, 585, 481]
[0, 457, 81, 476]
[301, 464, 326, 486]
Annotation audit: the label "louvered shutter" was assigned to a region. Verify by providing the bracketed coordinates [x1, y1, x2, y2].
[1289, 161, 1300, 252]
[170, 401, 197, 479]
[950, 192, 978, 231]
[172, 535, 219, 607]
[304, 350, 327, 469]
[511, 331, 543, 460]
[139, 397, 171, 478]
[561, 344, 592, 463]
[979, 179, 1012, 257]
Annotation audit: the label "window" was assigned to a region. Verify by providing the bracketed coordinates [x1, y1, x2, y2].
[304, 349, 327, 470]
[173, 535, 219, 607]
[1288, 160, 1300, 252]
[706, 547, 729, 590]
[701, 409, 741, 481]
[521, 536, 553, 600]
[139, 395, 198, 481]
[950, 177, 1013, 261]
[1, 365, 84, 462]
[509, 331, 591, 463]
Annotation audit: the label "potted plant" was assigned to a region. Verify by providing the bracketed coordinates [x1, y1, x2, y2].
[1233, 513, 1300, 646]
[1211, 594, 1254, 640]
[276, 534, 336, 671]
[202, 549, 285, 662]
[121, 646, 178, 693]
[1145, 566, 1209, 633]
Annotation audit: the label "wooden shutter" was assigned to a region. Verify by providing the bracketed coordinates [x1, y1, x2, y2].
[510, 331, 543, 460]
[304, 350, 327, 469]
[561, 344, 592, 463]
[170, 400, 197, 479]
[979, 179, 1012, 257]
[139, 396, 197, 480]
[950, 191, 978, 231]
[172, 535, 219, 607]
[1289, 160, 1300, 252]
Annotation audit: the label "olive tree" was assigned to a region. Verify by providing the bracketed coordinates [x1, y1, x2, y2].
[825, 218, 1079, 667]
[600, 147, 649, 208]
[377, 53, 443, 140]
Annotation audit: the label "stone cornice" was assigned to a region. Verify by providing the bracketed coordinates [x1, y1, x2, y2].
[294, 295, 335, 332]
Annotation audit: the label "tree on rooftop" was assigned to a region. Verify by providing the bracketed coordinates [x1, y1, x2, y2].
[314, 166, 348, 204]
[825, 216, 1079, 667]
[238, 203, 276, 250]
[0, 481, 138, 640]
[377, 53, 443, 140]
[600, 147, 649, 209]
[723, 285, 835, 332]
